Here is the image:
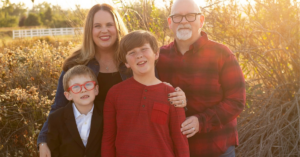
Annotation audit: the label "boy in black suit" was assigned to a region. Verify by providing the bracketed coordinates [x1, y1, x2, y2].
[47, 65, 102, 157]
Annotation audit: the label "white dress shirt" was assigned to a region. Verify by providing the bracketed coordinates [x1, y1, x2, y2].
[72, 103, 94, 147]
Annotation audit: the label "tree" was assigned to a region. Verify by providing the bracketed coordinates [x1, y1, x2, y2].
[0, 12, 18, 27]
[18, 14, 26, 26]
[24, 13, 41, 26]
[41, 7, 52, 25]
[0, 0, 27, 27]
[44, 7, 52, 21]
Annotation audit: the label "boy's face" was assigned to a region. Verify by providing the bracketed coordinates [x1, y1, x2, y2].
[125, 43, 159, 76]
[64, 75, 98, 107]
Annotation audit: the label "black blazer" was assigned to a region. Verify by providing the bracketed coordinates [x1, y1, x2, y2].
[47, 101, 103, 157]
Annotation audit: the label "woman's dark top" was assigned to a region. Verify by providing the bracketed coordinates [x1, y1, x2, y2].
[94, 72, 123, 105]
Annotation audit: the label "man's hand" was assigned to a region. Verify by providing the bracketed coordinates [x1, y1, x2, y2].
[39, 143, 51, 157]
[181, 116, 200, 138]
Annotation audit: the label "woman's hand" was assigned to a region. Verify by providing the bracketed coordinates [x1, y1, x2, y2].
[39, 143, 51, 157]
[165, 84, 187, 108]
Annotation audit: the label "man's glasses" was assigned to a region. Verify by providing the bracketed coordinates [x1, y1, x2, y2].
[169, 13, 202, 23]
[68, 81, 96, 94]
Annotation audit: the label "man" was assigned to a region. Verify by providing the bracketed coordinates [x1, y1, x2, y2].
[156, 0, 246, 156]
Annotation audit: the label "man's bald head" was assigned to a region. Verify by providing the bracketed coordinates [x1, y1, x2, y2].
[171, 0, 201, 15]
[167, 0, 205, 44]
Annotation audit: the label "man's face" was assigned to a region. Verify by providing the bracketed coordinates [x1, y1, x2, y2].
[168, 0, 204, 41]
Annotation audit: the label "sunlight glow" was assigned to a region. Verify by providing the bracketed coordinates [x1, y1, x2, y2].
[8, 0, 258, 10]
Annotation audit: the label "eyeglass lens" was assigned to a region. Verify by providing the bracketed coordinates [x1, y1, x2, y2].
[172, 14, 197, 23]
[71, 82, 95, 93]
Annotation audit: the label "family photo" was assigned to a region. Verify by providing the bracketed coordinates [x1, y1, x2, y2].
[0, 0, 299, 156]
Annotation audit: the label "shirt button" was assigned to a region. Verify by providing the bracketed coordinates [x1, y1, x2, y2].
[143, 97, 146, 99]
[145, 89, 148, 92]
[142, 105, 145, 107]
[84, 122, 87, 125]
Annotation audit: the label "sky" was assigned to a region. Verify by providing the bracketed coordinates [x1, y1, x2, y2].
[8, 0, 253, 10]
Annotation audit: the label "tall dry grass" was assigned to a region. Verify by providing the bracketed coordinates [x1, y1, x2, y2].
[202, 0, 300, 156]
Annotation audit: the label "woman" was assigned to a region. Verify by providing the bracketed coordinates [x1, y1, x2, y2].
[38, 3, 187, 157]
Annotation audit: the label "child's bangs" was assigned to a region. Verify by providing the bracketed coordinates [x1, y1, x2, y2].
[122, 33, 149, 53]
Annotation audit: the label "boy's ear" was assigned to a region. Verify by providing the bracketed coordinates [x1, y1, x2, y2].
[94, 85, 99, 96]
[125, 62, 131, 68]
[155, 50, 160, 60]
[64, 91, 73, 101]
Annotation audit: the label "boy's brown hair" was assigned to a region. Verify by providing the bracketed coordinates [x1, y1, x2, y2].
[117, 30, 159, 64]
[63, 65, 98, 91]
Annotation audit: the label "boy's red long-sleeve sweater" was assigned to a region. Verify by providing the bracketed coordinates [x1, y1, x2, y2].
[101, 77, 189, 157]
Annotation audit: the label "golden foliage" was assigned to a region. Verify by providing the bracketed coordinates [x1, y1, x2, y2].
[0, 37, 80, 156]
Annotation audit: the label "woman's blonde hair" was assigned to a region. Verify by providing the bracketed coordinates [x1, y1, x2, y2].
[63, 3, 128, 71]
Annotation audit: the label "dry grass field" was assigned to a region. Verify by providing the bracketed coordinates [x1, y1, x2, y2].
[0, 0, 299, 156]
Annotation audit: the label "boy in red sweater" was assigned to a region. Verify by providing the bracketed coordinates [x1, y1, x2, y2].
[101, 30, 189, 157]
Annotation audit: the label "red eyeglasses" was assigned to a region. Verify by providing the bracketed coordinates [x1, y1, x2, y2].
[67, 81, 96, 94]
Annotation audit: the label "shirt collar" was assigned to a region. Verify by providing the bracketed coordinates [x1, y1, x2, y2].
[174, 31, 208, 54]
[72, 103, 94, 119]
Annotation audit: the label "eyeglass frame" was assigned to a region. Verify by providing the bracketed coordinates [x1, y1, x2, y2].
[67, 81, 97, 94]
[169, 13, 202, 23]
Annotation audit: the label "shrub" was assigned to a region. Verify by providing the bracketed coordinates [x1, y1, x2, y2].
[0, 37, 80, 156]
[24, 13, 42, 27]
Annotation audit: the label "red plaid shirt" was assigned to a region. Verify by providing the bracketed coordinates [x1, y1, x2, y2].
[157, 31, 246, 157]
[101, 78, 189, 157]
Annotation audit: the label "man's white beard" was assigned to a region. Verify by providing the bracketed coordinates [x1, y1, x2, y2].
[176, 24, 192, 40]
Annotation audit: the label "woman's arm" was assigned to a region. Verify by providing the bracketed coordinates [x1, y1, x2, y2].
[39, 143, 51, 157]
[37, 71, 69, 148]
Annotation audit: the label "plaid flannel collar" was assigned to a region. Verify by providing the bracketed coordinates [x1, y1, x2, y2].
[173, 31, 208, 55]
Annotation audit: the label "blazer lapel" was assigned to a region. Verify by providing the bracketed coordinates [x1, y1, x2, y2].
[85, 104, 102, 150]
[64, 102, 85, 149]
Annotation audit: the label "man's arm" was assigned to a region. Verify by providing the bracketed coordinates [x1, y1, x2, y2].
[196, 52, 246, 133]
[101, 89, 117, 157]
[38, 71, 69, 147]
[47, 114, 60, 157]
[169, 102, 190, 157]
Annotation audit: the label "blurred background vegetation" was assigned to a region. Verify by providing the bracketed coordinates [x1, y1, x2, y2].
[0, 0, 87, 28]
[0, 0, 300, 156]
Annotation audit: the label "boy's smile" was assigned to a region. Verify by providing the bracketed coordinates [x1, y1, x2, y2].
[137, 60, 147, 66]
[125, 43, 159, 76]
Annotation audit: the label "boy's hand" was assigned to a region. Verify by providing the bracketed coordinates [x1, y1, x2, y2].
[181, 116, 199, 138]
[39, 143, 51, 157]
[168, 86, 187, 107]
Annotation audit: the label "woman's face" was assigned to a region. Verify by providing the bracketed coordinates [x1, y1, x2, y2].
[92, 10, 118, 51]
